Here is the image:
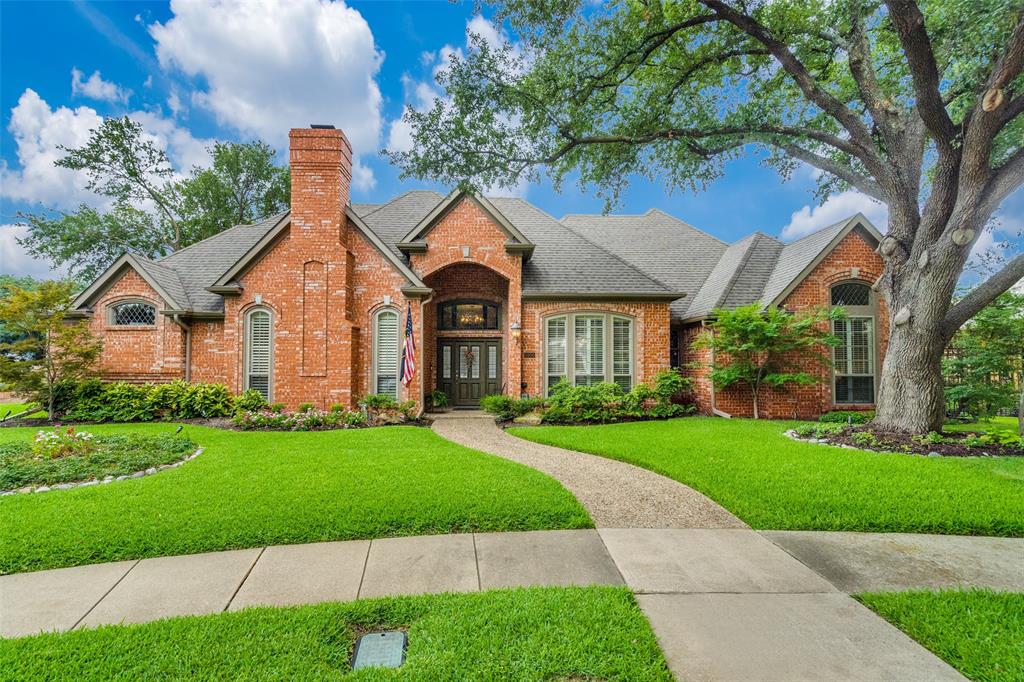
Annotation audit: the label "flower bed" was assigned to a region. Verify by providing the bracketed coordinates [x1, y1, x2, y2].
[1, 428, 200, 492]
[789, 423, 1023, 457]
[232, 394, 419, 431]
[482, 370, 694, 425]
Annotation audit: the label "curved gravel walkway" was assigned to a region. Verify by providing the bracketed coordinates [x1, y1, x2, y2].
[432, 412, 745, 529]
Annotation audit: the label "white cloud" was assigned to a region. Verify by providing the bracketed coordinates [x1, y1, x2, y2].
[1, 88, 212, 211]
[149, 0, 383, 187]
[166, 90, 185, 118]
[71, 68, 131, 104]
[0, 89, 104, 208]
[0, 224, 67, 279]
[781, 190, 888, 241]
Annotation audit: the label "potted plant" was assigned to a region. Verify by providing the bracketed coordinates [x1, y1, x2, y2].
[427, 389, 450, 412]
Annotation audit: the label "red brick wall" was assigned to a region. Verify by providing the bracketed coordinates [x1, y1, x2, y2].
[683, 228, 889, 419]
[87, 269, 184, 383]
[410, 197, 524, 397]
[521, 300, 671, 397]
[422, 263, 510, 395]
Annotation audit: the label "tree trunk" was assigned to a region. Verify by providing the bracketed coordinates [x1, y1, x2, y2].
[873, 320, 947, 432]
[1018, 383, 1023, 437]
[751, 383, 760, 420]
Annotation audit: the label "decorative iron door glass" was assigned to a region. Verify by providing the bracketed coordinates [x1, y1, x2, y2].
[437, 339, 502, 406]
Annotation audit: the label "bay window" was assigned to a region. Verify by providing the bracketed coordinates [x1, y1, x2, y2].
[545, 313, 634, 393]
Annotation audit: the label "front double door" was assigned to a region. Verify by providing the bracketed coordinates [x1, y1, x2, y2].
[437, 339, 502, 407]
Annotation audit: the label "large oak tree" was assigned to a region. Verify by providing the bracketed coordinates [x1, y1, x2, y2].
[391, 0, 1024, 433]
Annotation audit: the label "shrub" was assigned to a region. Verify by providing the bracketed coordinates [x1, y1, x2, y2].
[358, 393, 398, 411]
[653, 368, 692, 402]
[329, 403, 345, 413]
[793, 422, 844, 439]
[148, 380, 191, 417]
[235, 389, 269, 414]
[270, 402, 286, 413]
[820, 410, 875, 425]
[180, 383, 233, 418]
[539, 376, 690, 424]
[427, 390, 449, 409]
[480, 394, 543, 421]
[297, 402, 315, 413]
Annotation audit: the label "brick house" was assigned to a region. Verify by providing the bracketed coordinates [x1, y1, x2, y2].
[69, 125, 887, 418]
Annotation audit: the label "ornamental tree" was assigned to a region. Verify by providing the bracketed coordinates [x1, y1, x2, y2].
[391, 0, 1024, 433]
[0, 281, 103, 418]
[695, 304, 842, 419]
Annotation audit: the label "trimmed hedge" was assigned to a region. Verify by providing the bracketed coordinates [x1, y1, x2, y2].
[819, 410, 875, 425]
[52, 379, 254, 423]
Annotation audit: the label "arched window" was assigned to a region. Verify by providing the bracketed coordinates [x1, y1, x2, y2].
[109, 301, 156, 326]
[545, 313, 633, 393]
[830, 282, 876, 404]
[373, 308, 400, 399]
[245, 308, 273, 401]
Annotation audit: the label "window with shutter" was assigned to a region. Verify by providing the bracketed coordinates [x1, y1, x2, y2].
[612, 317, 633, 391]
[544, 313, 634, 394]
[546, 316, 567, 391]
[830, 281, 876, 404]
[833, 316, 875, 404]
[245, 309, 273, 401]
[374, 310, 399, 399]
[574, 315, 605, 386]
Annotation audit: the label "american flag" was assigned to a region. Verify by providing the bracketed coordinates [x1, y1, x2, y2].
[400, 303, 416, 386]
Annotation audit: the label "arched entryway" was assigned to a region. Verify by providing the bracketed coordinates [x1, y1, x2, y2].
[423, 263, 511, 407]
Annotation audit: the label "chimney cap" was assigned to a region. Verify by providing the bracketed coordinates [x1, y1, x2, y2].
[310, 124, 335, 129]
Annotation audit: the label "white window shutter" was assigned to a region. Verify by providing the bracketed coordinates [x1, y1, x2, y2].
[375, 311, 399, 398]
[247, 310, 272, 400]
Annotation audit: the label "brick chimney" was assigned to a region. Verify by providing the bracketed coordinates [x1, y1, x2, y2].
[289, 125, 352, 247]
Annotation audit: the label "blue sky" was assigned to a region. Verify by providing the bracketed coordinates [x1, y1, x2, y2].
[1, 0, 1020, 283]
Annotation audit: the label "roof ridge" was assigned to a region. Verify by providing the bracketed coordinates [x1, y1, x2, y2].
[559, 216, 678, 294]
[714, 233, 767, 309]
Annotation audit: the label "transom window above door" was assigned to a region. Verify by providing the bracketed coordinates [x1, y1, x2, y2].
[437, 301, 500, 330]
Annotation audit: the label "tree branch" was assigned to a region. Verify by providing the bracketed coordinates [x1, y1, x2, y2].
[885, 0, 958, 145]
[777, 142, 886, 201]
[847, 6, 899, 144]
[698, 0, 881, 170]
[943, 253, 1024, 337]
[982, 146, 1024, 215]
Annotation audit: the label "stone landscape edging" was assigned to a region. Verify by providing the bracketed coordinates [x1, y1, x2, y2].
[0, 447, 204, 496]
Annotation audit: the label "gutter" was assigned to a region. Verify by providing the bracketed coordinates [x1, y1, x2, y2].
[170, 314, 192, 382]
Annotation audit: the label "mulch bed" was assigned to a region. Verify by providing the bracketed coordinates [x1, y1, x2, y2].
[0, 416, 430, 431]
[809, 428, 1023, 458]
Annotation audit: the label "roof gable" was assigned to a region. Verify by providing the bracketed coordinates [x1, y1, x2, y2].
[396, 190, 535, 259]
[72, 254, 188, 313]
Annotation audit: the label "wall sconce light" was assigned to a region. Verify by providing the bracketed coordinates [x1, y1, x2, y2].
[510, 321, 522, 342]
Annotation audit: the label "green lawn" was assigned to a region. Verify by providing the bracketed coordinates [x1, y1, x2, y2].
[0, 587, 670, 681]
[0, 401, 45, 419]
[0, 423, 590, 574]
[944, 416, 1020, 434]
[858, 589, 1024, 682]
[510, 417, 1024, 536]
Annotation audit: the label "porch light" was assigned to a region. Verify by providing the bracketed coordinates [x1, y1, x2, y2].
[511, 322, 522, 341]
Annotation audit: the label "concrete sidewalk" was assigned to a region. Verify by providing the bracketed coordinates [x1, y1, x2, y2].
[6, 529, 1020, 680]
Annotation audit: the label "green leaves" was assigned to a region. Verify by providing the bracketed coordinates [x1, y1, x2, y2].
[18, 123, 289, 280]
[697, 303, 840, 417]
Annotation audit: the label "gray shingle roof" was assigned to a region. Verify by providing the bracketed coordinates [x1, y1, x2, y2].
[131, 257, 191, 310]
[490, 199, 678, 296]
[79, 190, 872, 319]
[561, 209, 727, 316]
[760, 217, 853, 306]
[160, 211, 287, 313]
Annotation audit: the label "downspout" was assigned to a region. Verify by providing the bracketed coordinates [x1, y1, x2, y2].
[171, 314, 192, 382]
[707, 322, 731, 418]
